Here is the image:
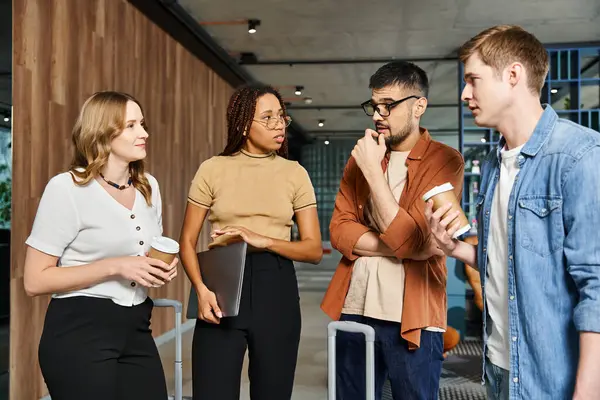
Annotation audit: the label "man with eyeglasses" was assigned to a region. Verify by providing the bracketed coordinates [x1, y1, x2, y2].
[321, 61, 465, 399]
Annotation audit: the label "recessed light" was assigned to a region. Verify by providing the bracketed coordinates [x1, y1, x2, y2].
[480, 138, 487, 143]
[248, 19, 260, 34]
[551, 88, 558, 94]
[318, 119, 325, 127]
[295, 86, 304, 96]
[324, 140, 330, 145]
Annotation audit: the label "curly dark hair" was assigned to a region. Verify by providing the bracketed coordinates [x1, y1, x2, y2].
[220, 83, 289, 158]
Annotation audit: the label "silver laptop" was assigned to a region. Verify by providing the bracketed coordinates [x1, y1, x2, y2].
[186, 241, 247, 320]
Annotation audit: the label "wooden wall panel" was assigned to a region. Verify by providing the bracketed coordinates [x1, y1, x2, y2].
[11, 0, 232, 398]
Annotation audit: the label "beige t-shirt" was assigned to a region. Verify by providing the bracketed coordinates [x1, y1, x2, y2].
[187, 149, 317, 242]
[342, 151, 445, 331]
[342, 151, 409, 322]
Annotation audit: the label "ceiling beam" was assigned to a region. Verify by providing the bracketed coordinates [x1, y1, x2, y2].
[240, 55, 458, 66]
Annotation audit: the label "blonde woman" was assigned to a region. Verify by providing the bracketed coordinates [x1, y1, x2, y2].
[23, 91, 178, 400]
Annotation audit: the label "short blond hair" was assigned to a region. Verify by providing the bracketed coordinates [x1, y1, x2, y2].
[459, 25, 549, 94]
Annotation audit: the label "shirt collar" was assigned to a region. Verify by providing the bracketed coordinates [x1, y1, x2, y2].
[407, 128, 432, 161]
[497, 104, 558, 160]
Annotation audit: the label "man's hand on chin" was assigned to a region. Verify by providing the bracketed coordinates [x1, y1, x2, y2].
[352, 129, 386, 178]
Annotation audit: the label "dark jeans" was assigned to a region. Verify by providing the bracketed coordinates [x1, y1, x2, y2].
[485, 357, 510, 400]
[192, 252, 302, 400]
[336, 314, 444, 400]
[38, 296, 167, 400]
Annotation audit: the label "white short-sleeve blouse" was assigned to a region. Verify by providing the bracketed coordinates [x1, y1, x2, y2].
[25, 171, 163, 306]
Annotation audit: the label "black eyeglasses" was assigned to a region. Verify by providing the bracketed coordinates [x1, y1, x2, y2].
[253, 115, 292, 129]
[361, 95, 421, 117]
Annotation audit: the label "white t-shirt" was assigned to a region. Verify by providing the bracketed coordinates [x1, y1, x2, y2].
[486, 144, 524, 370]
[25, 171, 163, 307]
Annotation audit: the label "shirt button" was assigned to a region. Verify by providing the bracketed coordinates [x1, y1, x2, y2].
[130, 282, 136, 287]
[358, 205, 363, 209]
[130, 214, 136, 219]
[508, 215, 513, 220]
[483, 248, 487, 252]
[139, 241, 144, 245]
[509, 255, 513, 260]
[136, 226, 141, 231]
[486, 211, 490, 215]
[512, 336, 517, 341]
[510, 295, 515, 300]
[513, 377, 519, 383]
[541, 208, 547, 213]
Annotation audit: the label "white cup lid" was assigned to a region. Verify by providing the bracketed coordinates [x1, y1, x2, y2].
[422, 182, 454, 202]
[151, 236, 180, 254]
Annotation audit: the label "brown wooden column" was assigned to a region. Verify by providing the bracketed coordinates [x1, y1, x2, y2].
[11, 0, 232, 397]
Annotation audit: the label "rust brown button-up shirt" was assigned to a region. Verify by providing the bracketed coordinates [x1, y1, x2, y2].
[321, 129, 465, 349]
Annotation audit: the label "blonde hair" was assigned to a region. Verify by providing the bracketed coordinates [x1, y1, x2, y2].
[459, 25, 549, 95]
[69, 91, 152, 205]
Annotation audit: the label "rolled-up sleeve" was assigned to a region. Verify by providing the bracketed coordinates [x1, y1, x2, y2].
[329, 158, 371, 261]
[25, 176, 80, 257]
[564, 146, 600, 333]
[380, 152, 464, 259]
[188, 159, 213, 209]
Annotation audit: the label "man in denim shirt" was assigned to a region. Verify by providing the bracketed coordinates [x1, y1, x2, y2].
[425, 25, 600, 400]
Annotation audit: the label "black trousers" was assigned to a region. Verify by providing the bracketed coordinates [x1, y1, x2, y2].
[192, 252, 302, 400]
[38, 296, 167, 400]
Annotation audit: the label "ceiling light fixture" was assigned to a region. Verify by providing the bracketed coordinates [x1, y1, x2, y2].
[295, 86, 304, 96]
[550, 88, 558, 94]
[480, 138, 487, 143]
[324, 140, 330, 145]
[248, 19, 261, 34]
[303, 97, 313, 104]
[318, 119, 325, 127]
[3, 117, 8, 122]
[197, 19, 261, 35]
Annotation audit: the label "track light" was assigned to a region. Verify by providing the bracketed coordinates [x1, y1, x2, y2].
[318, 119, 325, 127]
[303, 97, 313, 104]
[295, 86, 304, 96]
[248, 19, 261, 34]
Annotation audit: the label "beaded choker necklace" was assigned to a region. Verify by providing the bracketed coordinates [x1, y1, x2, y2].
[99, 173, 132, 190]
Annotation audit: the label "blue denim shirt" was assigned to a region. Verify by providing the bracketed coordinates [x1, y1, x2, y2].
[476, 105, 600, 399]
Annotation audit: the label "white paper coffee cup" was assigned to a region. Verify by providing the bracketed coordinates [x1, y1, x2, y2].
[148, 236, 180, 265]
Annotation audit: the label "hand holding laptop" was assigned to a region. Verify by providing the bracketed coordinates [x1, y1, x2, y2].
[208, 232, 244, 249]
[210, 225, 272, 250]
[196, 284, 222, 324]
[187, 241, 248, 322]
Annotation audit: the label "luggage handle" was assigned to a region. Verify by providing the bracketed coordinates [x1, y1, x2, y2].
[327, 321, 376, 400]
[153, 299, 183, 400]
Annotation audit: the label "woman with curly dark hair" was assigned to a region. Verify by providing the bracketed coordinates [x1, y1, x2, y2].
[179, 84, 322, 399]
